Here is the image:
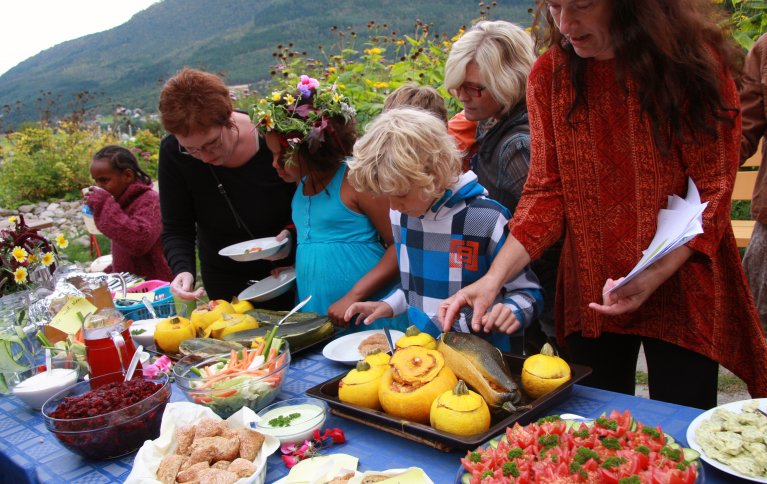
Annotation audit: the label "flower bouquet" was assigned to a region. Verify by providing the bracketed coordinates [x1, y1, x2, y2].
[0, 214, 68, 393]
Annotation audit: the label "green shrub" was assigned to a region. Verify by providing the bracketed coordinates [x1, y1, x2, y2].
[125, 128, 161, 180]
[0, 123, 117, 207]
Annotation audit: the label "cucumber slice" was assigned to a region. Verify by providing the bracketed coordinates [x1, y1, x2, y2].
[461, 473, 471, 484]
[664, 433, 675, 445]
[683, 448, 700, 461]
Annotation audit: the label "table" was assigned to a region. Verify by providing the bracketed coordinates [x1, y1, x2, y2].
[0, 350, 752, 483]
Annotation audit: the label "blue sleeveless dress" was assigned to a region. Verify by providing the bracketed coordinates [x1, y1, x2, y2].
[292, 162, 408, 332]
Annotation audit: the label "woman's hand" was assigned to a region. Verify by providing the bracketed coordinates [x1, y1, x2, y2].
[589, 245, 694, 316]
[263, 229, 292, 261]
[440, 235, 531, 333]
[169, 271, 205, 301]
[439, 276, 503, 333]
[269, 265, 295, 278]
[344, 301, 394, 326]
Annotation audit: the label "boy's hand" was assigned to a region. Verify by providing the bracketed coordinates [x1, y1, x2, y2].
[344, 301, 393, 325]
[483, 303, 520, 334]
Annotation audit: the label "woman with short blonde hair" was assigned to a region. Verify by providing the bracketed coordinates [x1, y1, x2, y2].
[444, 20, 535, 117]
[445, 20, 559, 352]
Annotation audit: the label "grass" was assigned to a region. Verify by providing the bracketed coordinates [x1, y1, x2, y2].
[58, 233, 111, 264]
[635, 370, 748, 395]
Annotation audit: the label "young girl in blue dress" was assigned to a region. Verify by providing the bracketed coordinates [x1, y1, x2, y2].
[255, 77, 408, 332]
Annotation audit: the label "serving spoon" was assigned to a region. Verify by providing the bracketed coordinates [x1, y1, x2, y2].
[123, 345, 144, 382]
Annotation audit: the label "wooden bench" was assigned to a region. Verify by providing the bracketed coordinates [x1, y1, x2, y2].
[733, 145, 761, 248]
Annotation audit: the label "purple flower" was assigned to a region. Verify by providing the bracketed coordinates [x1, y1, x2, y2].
[297, 75, 319, 99]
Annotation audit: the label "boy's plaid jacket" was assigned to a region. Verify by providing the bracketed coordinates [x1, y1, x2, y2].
[382, 171, 543, 350]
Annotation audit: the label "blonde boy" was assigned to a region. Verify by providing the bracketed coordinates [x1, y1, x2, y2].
[344, 108, 542, 351]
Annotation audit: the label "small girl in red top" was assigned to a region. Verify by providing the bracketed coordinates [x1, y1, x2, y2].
[84, 145, 173, 281]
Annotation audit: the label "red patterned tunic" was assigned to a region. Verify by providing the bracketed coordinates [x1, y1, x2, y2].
[510, 47, 767, 396]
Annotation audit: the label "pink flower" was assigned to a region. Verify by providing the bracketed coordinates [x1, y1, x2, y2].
[282, 454, 301, 468]
[142, 355, 172, 378]
[298, 75, 319, 90]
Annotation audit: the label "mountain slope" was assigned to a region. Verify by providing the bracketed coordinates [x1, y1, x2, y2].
[0, 0, 532, 127]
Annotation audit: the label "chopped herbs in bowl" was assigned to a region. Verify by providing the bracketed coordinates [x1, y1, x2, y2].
[256, 396, 328, 444]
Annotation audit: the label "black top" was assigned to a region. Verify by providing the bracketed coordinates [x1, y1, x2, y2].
[158, 134, 295, 301]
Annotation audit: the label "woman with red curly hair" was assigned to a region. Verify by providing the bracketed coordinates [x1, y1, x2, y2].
[158, 68, 295, 305]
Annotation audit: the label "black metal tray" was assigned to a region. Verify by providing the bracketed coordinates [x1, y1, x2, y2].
[306, 354, 591, 452]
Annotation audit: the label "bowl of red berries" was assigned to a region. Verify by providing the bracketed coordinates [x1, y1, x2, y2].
[41, 372, 171, 459]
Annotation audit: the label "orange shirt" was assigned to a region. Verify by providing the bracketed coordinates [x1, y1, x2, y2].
[448, 110, 478, 172]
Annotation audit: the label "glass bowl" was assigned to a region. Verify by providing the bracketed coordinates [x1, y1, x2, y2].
[173, 342, 291, 418]
[256, 397, 328, 444]
[41, 372, 170, 459]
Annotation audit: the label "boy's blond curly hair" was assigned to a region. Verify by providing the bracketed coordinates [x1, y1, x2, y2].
[348, 108, 462, 199]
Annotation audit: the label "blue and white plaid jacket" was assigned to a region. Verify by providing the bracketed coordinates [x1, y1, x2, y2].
[382, 171, 543, 351]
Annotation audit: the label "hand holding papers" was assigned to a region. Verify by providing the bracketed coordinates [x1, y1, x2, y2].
[606, 178, 708, 294]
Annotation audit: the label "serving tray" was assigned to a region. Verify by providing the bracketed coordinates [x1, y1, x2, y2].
[306, 354, 591, 452]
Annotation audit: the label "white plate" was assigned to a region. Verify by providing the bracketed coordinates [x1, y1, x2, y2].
[238, 268, 296, 302]
[218, 236, 288, 262]
[322, 329, 404, 366]
[686, 398, 767, 483]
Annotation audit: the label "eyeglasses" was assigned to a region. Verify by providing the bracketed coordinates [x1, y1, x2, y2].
[178, 127, 224, 156]
[452, 84, 486, 99]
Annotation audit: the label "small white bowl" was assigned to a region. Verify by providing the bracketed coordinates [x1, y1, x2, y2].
[130, 318, 161, 347]
[13, 368, 79, 410]
[218, 236, 288, 262]
[256, 397, 328, 444]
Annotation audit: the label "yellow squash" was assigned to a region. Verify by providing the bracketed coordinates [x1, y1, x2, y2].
[394, 325, 437, 351]
[230, 297, 254, 314]
[206, 313, 259, 339]
[378, 346, 457, 424]
[190, 300, 236, 334]
[153, 315, 196, 354]
[430, 380, 491, 435]
[521, 343, 571, 399]
[363, 349, 391, 369]
[338, 361, 386, 410]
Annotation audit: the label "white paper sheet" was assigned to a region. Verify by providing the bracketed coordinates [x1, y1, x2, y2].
[607, 178, 708, 294]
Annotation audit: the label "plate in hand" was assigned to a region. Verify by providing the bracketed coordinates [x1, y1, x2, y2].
[219, 236, 287, 262]
[237, 268, 296, 302]
[322, 329, 404, 365]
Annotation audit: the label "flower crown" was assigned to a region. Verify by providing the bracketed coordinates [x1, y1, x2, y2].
[253, 75, 355, 157]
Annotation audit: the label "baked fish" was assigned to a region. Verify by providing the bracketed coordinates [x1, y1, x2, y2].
[438, 332, 522, 411]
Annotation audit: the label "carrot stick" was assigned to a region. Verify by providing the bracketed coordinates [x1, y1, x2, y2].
[254, 341, 265, 356]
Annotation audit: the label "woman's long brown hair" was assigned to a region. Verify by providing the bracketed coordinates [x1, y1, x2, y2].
[532, 0, 743, 154]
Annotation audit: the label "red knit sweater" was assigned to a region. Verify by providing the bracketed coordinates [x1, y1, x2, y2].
[88, 182, 173, 282]
[510, 48, 767, 397]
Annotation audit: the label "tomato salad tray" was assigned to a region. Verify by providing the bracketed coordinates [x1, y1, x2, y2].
[306, 354, 591, 452]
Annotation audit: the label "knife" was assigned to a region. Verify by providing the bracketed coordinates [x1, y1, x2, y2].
[382, 326, 395, 354]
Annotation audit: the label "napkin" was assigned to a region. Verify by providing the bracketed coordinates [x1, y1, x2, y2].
[607, 177, 708, 294]
[124, 401, 279, 484]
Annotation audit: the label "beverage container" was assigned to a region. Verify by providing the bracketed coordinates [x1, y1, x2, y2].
[82, 279, 115, 310]
[83, 309, 140, 387]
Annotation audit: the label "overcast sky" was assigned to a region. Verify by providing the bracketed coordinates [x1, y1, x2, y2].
[0, 0, 160, 76]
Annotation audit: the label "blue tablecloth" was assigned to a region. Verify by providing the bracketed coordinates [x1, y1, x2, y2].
[0, 350, 751, 483]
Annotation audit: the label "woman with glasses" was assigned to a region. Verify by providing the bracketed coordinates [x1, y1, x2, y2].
[444, 20, 561, 353]
[158, 67, 296, 305]
[442, 0, 767, 407]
